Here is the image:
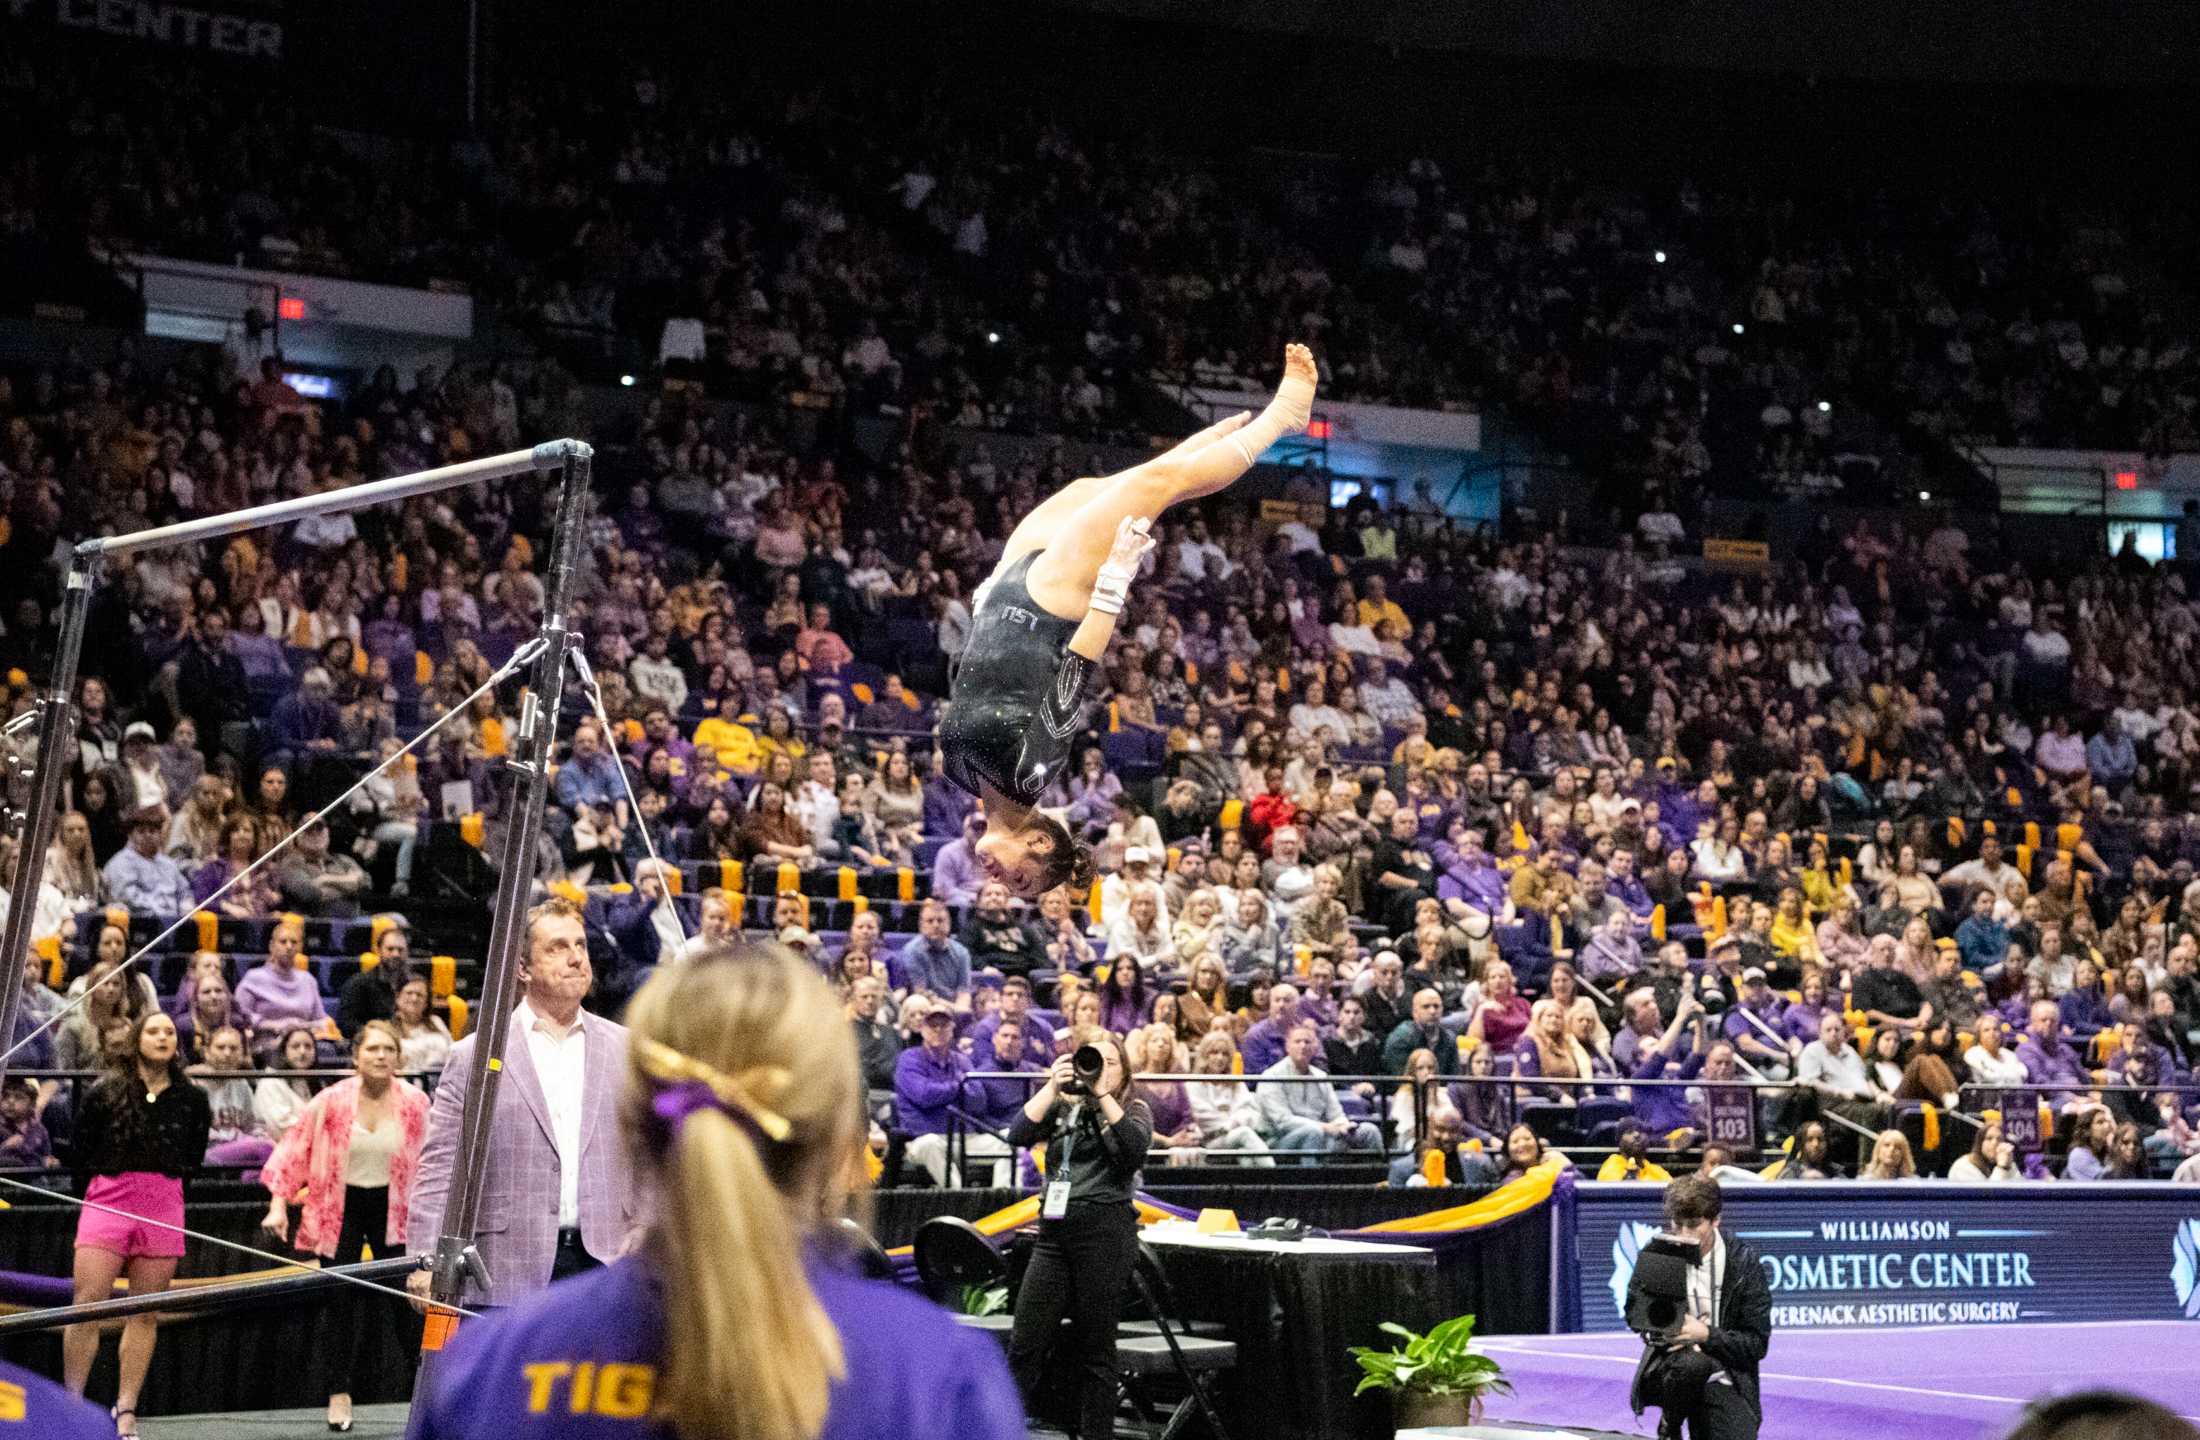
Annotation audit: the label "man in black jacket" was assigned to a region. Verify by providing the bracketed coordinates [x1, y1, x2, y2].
[174, 608, 249, 760]
[1630, 1175, 1771, 1440]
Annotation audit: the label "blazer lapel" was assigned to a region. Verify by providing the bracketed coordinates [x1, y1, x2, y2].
[500, 1010, 558, 1150]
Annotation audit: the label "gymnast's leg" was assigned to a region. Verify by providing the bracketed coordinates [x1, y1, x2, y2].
[996, 408, 1256, 567]
[1022, 343, 1316, 618]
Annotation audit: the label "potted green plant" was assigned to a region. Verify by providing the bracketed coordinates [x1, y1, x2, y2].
[1347, 1314, 1512, 1430]
[953, 1282, 1009, 1318]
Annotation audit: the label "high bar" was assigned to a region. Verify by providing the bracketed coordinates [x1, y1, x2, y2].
[78, 439, 592, 560]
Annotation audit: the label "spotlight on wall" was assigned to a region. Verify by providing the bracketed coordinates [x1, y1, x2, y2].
[619, 374, 636, 388]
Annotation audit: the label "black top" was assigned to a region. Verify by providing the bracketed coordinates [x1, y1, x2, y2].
[337, 968, 401, 1038]
[1006, 1095, 1152, 1209]
[961, 912, 1047, 978]
[852, 1015, 902, 1092]
[939, 551, 1096, 805]
[75, 1072, 213, 1179]
[1325, 1031, 1383, 1079]
[1851, 967, 1924, 1020]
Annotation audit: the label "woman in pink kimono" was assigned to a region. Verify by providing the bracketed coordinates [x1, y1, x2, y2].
[260, 1020, 429, 1432]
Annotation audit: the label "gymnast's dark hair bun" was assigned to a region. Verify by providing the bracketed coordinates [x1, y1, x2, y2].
[1027, 811, 1092, 895]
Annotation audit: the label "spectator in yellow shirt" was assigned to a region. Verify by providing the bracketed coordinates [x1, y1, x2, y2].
[691, 714, 759, 774]
[1593, 1120, 1673, 1182]
[1354, 573, 1409, 637]
[1508, 847, 1572, 917]
[1768, 886, 1822, 968]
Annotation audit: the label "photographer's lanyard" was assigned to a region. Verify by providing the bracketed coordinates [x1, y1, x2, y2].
[1042, 1106, 1077, 1220]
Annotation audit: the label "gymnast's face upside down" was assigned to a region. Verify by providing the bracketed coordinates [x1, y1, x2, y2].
[974, 816, 1057, 897]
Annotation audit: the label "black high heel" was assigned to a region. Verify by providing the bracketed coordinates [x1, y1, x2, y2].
[111, 1405, 137, 1439]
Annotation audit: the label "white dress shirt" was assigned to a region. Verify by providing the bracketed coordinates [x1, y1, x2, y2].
[516, 999, 588, 1227]
[1685, 1231, 1732, 1386]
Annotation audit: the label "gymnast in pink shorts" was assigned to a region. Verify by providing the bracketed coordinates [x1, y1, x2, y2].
[63, 1010, 211, 1438]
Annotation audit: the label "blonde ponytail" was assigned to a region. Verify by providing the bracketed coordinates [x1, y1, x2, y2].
[624, 944, 865, 1440]
[657, 1109, 843, 1440]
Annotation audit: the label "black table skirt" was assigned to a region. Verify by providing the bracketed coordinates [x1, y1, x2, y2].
[1148, 1240, 1441, 1440]
[874, 1183, 1553, 1334]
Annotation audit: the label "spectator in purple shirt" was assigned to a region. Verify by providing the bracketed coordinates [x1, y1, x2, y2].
[226, 607, 290, 682]
[2014, 999, 2096, 1113]
[922, 750, 976, 838]
[969, 976, 1056, 1067]
[102, 806, 194, 914]
[1605, 847, 1654, 917]
[895, 1001, 974, 1186]
[1238, 982, 1302, 1076]
[931, 812, 984, 906]
[969, 1014, 1045, 1142]
[232, 918, 330, 1060]
[1779, 972, 1835, 1048]
[1629, 994, 1711, 1137]
[2056, 958, 2113, 1044]
[1434, 822, 1508, 916]
[267, 667, 344, 759]
[1722, 968, 1797, 1078]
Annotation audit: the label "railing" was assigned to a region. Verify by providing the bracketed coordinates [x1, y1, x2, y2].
[907, 1066, 2200, 1184]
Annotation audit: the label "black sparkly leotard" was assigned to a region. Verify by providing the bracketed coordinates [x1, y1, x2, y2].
[939, 550, 1098, 805]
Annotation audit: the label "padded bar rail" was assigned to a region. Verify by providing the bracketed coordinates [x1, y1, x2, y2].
[78, 440, 591, 559]
[0, 1256, 421, 1335]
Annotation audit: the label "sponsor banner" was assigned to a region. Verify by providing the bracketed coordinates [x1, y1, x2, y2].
[1702, 538, 1771, 574]
[1579, 1182, 2200, 1331]
[7, 0, 285, 59]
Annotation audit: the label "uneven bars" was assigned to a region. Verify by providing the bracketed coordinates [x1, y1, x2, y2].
[0, 1257, 420, 1336]
[78, 440, 589, 559]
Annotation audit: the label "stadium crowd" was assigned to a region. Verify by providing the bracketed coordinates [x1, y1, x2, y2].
[3, 42, 2200, 1198]
[3, 325, 2200, 1191]
[12, 45, 2200, 494]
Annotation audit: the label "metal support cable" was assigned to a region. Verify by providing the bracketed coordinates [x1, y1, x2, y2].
[0, 636, 546, 1072]
[567, 650, 687, 946]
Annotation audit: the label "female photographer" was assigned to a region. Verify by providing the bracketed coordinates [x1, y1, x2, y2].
[1005, 1029, 1154, 1440]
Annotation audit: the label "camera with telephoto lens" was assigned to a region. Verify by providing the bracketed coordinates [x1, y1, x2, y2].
[1061, 1044, 1106, 1097]
[1625, 1233, 1703, 1341]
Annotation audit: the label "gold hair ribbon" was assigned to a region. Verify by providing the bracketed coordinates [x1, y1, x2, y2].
[636, 1036, 794, 1143]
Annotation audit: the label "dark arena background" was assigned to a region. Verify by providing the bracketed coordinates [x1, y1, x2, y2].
[1, 1, 2198, 1437]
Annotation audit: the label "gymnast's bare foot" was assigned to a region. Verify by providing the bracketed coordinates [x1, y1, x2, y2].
[1274, 343, 1318, 432]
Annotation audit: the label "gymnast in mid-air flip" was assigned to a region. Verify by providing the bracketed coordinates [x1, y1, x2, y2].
[939, 342, 1319, 898]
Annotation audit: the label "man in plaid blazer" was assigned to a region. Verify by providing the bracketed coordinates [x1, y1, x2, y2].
[408, 897, 647, 1308]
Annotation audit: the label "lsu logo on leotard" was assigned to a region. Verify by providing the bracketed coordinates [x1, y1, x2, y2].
[0, 1380, 23, 1422]
[522, 1361, 656, 1419]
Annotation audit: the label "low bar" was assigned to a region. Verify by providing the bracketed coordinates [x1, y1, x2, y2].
[79, 440, 590, 560]
[0, 1256, 420, 1336]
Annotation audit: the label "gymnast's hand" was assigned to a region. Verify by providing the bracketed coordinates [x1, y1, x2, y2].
[1104, 516, 1156, 575]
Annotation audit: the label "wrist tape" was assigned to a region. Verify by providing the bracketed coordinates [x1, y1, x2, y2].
[1091, 567, 1135, 615]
